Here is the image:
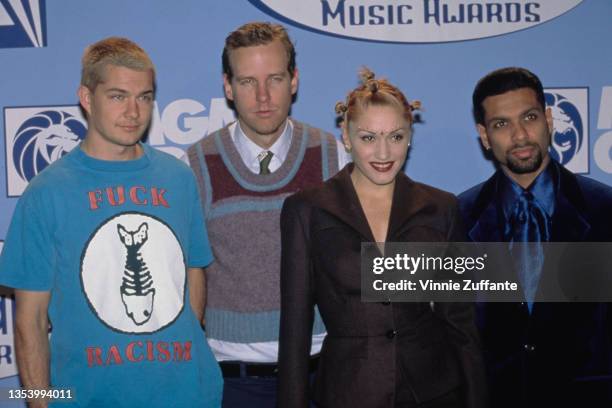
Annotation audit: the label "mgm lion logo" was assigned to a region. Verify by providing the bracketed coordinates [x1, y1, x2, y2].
[12, 110, 86, 182]
[545, 93, 584, 166]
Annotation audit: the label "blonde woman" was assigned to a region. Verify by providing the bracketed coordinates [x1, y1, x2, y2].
[278, 69, 486, 408]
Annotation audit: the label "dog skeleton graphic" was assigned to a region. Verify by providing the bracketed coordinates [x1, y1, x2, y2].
[117, 222, 156, 325]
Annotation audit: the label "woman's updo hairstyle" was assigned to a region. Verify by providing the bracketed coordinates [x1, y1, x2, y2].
[335, 67, 421, 127]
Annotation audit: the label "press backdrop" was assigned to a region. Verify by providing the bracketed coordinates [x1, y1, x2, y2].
[0, 0, 610, 401]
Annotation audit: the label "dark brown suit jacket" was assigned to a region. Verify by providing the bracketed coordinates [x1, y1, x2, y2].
[278, 165, 486, 408]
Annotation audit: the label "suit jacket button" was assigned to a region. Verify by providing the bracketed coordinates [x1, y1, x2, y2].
[386, 329, 397, 339]
[523, 344, 535, 352]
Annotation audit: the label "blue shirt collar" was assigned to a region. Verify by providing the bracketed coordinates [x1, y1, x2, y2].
[498, 160, 558, 222]
[73, 142, 151, 172]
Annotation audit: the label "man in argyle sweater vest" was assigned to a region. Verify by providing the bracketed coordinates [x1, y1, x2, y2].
[187, 22, 347, 407]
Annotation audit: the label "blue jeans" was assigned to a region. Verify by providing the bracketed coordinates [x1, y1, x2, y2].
[221, 369, 317, 407]
[222, 375, 278, 408]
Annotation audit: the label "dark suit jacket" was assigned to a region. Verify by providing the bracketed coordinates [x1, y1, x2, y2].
[278, 165, 486, 408]
[458, 161, 612, 408]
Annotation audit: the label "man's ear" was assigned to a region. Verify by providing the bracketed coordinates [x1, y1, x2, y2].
[477, 123, 491, 150]
[223, 74, 234, 101]
[78, 85, 93, 116]
[290, 68, 299, 95]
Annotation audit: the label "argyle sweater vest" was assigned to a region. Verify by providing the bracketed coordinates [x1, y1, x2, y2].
[187, 120, 339, 344]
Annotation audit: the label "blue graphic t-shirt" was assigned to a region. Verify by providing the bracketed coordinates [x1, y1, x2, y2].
[0, 144, 222, 407]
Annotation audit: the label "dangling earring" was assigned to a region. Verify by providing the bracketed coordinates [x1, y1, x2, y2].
[344, 144, 352, 153]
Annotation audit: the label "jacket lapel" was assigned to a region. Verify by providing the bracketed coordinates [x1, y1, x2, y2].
[467, 172, 505, 243]
[537, 163, 590, 307]
[386, 173, 431, 240]
[310, 166, 430, 243]
[310, 164, 375, 242]
[550, 164, 590, 241]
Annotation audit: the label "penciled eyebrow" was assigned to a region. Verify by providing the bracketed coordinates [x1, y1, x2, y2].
[356, 126, 404, 135]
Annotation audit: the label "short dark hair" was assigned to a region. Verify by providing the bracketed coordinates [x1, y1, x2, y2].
[222, 22, 296, 80]
[472, 67, 545, 125]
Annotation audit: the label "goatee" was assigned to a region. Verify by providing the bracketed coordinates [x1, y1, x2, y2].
[505, 144, 544, 174]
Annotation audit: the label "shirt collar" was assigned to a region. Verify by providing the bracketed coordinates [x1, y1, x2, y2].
[498, 160, 558, 221]
[232, 119, 293, 171]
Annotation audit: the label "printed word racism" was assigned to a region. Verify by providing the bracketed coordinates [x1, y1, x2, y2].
[86, 340, 191, 367]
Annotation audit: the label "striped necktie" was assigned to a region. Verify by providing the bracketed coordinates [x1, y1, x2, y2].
[259, 151, 273, 175]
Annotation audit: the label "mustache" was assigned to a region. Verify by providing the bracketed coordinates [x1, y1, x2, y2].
[508, 142, 539, 151]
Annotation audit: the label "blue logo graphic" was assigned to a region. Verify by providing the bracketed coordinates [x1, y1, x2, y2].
[0, 0, 46, 48]
[12, 110, 86, 182]
[546, 92, 584, 166]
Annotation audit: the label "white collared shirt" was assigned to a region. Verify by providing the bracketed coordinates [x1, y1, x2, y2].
[231, 120, 292, 173]
[229, 119, 350, 174]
